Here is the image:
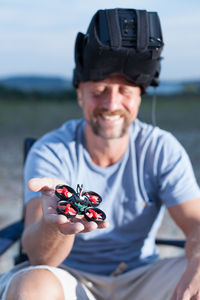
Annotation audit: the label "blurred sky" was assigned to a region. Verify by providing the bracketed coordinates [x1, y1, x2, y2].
[0, 0, 200, 81]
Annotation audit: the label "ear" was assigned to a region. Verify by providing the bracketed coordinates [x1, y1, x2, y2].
[76, 87, 83, 108]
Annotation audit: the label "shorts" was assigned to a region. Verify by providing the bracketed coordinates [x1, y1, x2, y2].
[0, 256, 187, 300]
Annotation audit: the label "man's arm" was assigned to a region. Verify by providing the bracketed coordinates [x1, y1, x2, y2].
[22, 196, 76, 266]
[22, 177, 108, 267]
[168, 197, 200, 300]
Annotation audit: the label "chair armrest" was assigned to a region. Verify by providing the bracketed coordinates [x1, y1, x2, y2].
[156, 238, 185, 248]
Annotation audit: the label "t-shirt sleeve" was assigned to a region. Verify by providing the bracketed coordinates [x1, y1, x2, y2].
[155, 132, 200, 207]
[24, 139, 70, 204]
[23, 120, 83, 204]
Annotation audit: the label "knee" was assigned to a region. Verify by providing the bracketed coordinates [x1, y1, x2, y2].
[6, 268, 65, 300]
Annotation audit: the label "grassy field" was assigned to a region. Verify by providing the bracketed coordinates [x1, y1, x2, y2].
[0, 94, 200, 271]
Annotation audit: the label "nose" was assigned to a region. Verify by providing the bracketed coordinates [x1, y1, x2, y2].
[102, 87, 121, 111]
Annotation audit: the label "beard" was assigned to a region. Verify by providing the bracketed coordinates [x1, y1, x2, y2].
[88, 108, 132, 140]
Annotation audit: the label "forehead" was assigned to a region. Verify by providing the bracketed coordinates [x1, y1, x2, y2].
[80, 74, 139, 89]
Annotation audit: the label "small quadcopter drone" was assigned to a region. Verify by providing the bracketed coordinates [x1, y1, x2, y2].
[55, 184, 106, 224]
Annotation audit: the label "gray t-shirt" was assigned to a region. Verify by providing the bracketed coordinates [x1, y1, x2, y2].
[24, 118, 200, 275]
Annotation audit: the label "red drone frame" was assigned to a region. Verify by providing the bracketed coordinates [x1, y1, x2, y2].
[55, 184, 106, 224]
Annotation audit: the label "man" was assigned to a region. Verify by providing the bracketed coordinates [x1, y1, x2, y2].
[1, 8, 200, 300]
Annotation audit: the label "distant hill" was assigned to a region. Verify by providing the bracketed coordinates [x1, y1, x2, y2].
[147, 80, 200, 95]
[0, 75, 200, 95]
[0, 76, 72, 92]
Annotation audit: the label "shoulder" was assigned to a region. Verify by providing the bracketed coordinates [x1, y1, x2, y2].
[131, 119, 189, 177]
[132, 119, 182, 153]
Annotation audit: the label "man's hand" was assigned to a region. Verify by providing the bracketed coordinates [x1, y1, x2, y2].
[170, 256, 200, 300]
[28, 177, 109, 235]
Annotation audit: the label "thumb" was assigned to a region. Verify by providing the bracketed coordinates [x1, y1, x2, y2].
[28, 177, 66, 193]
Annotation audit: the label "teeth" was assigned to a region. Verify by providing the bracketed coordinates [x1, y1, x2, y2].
[102, 115, 121, 120]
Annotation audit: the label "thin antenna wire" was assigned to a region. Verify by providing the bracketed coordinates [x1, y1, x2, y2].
[77, 184, 83, 196]
[151, 87, 157, 126]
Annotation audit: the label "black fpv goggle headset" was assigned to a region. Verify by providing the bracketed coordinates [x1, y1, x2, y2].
[73, 8, 164, 92]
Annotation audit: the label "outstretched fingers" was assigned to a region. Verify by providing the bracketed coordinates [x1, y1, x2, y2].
[28, 177, 66, 194]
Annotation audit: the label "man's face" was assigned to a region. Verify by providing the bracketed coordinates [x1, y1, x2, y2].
[77, 75, 141, 140]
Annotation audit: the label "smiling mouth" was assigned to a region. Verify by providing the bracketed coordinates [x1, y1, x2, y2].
[93, 108, 126, 123]
[101, 114, 121, 121]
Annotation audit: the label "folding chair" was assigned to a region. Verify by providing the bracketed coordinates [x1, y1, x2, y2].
[0, 138, 36, 264]
[0, 138, 185, 265]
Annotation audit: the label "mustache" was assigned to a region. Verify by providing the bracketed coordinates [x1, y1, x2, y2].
[93, 108, 128, 118]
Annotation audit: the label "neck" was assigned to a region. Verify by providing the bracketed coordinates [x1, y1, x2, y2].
[84, 125, 129, 167]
